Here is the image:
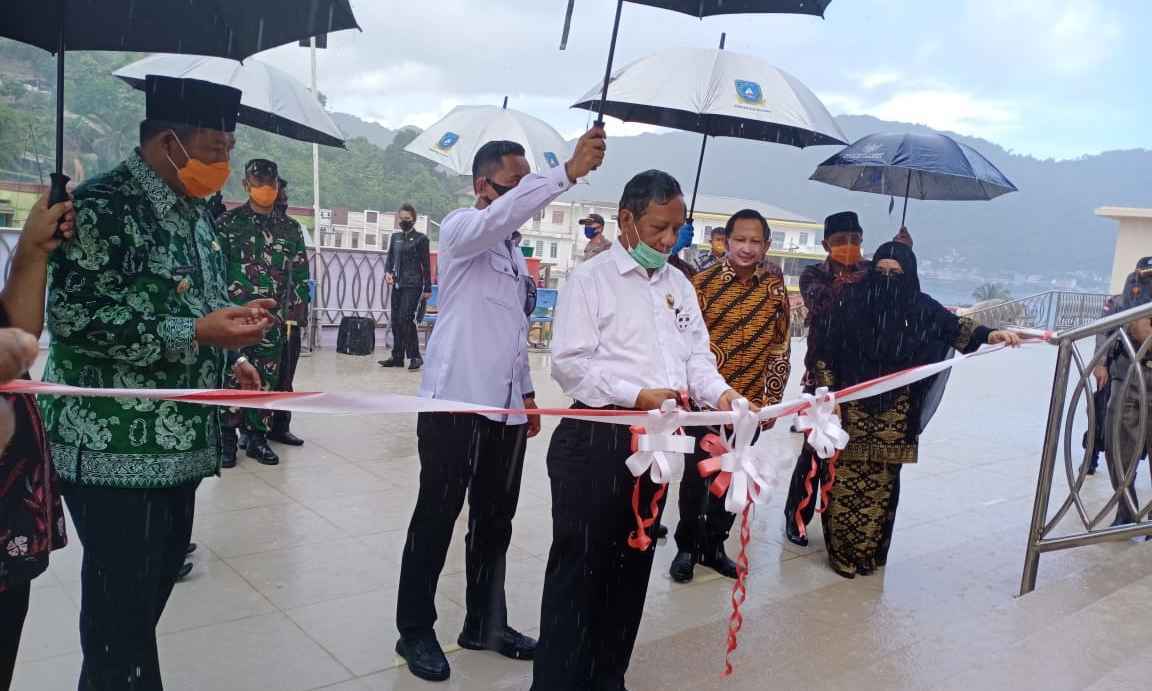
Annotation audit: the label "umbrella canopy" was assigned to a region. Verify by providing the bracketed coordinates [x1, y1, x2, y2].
[2, 1, 359, 60]
[404, 104, 572, 178]
[810, 132, 1018, 224]
[628, 0, 830, 17]
[573, 47, 845, 148]
[810, 132, 1017, 200]
[114, 55, 346, 148]
[0, 0, 359, 207]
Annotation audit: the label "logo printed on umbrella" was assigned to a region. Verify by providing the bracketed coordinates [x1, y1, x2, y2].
[543, 151, 560, 168]
[735, 80, 764, 105]
[435, 132, 460, 151]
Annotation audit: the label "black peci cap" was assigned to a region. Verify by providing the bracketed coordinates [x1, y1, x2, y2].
[824, 211, 863, 238]
[144, 75, 241, 132]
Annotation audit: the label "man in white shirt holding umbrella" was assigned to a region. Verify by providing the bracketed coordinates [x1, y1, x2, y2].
[394, 125, 605, 682]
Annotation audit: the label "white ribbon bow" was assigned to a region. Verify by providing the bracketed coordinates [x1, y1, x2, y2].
[795, 387, 850, 459]
[708, 399, 779, 514]
[625, 399, 696, 484]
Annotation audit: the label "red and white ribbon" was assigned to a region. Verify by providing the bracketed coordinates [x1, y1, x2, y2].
[624, 399, 696, 484]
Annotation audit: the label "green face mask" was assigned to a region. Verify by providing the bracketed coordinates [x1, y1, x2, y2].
[626, 224, 670, 270]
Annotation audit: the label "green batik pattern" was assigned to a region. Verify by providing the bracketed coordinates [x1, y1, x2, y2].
[40, 151, 233, 489]
[217, 204, 309, 432]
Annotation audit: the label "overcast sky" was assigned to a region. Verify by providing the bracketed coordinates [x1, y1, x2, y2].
[257, 0, 1148, 160]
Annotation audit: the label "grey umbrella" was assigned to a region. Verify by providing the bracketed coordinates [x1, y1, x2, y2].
[114, 54, 346, 148]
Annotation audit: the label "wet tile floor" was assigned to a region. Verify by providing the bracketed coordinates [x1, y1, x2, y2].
[16, 340, 1152, 690]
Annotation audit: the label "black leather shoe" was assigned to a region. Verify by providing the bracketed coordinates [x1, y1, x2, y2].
[269, 430, 305, 446]
[379, 358, 405, 368]
[408, 357, 424, 371]
[458, 626, 536, 661]
[652, 523, 669, 540]
[700, 547, 739, 579]
[784, 520, 809, 547]
[669, 550, 696, 583]
[186, 543, 197, 555]
[176, 562, 193, 581]
[238, 431, 248, 450]
[246, 434, 280, 465]
[396, 635, 450, 682]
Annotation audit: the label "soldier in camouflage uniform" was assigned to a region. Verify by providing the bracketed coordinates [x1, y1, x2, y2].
[215, 159, 311, 466]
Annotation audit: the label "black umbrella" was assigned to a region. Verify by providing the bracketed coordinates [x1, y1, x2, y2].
[559, 0, 831, 123]
[1, 0, 360, 208]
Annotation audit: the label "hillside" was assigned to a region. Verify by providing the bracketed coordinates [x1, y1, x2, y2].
[0, 40, 461, 222]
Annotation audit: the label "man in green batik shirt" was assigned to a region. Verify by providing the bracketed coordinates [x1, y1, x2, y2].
[39, 76, 271, 691]
[216, 159, 311, 466]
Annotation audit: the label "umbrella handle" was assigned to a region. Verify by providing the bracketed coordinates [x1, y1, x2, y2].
[48, 173, 71, 241]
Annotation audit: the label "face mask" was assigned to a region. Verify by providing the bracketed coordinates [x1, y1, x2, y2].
[248, 185, 278, 207]
[584, 226, 599, 239]
[711, 240, 727, 254]
[626, 223, 669, 270]
[167, 132, 230, 198]
[829, 244, 862, 266]
[399, 220, 415, 232]
[487, 178, 515, 197]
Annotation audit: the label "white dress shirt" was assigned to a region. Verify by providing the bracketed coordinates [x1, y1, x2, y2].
[551, 241, 732, 409]
[419, 164, 573, 424]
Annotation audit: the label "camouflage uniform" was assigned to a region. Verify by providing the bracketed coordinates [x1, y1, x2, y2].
[216, 201, 310, 432]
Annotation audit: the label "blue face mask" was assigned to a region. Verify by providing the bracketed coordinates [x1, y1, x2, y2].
[584, 225, 599, 239]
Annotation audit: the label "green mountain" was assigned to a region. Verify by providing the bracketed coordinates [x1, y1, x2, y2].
[0, 40, 462, 224]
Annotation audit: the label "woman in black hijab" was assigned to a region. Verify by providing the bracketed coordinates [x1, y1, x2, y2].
[811, 242, 1020, 578]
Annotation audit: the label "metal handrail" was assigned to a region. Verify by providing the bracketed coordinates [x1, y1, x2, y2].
[1020, 299, 1152, 595]
[962, 290, 1110, 332]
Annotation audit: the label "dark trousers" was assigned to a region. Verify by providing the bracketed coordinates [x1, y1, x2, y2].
[533, 416, 665, 691]
[674, 427, 738, 556]
[390, 287, 422, 362]
[396, 413, 527, 638]
[62, 481, 199, 691]
[0, 581, 31, 691]
[271, 323, 303, 435]
[783, 444, 829, 532]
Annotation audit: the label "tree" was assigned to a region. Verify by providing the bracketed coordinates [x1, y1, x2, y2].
[973, 282, 1013, 302]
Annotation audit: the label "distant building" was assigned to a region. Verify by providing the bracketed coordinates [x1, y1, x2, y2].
[316, 207, 431, 252]
[1096, 207, 1152, 293]
[0, 181, 49, 228]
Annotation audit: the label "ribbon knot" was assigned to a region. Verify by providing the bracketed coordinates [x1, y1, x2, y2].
[795, 387, 849, 460]
[697, 399, 778, 514]
[624, 399, 695, 484]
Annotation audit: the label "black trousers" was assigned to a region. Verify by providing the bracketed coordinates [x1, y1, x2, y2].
[271, 323, 303, 435]
[783, 444, 829, 532]
[62, 481, 199, 691]
[674, 426, 737, 556]
[396, 413, 527, 638]
[390, 287, 422, 362]
[533, 416, 666, 691]
[0, 581, 31, 691]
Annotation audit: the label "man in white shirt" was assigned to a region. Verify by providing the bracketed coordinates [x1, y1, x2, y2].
[533, 170, 745, 691]
[394, 127, 605, 682]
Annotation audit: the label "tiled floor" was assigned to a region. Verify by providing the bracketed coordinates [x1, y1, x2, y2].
[14, 340, 1152, 690]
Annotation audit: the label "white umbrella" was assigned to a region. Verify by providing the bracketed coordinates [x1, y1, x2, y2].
[114, 54, 345, 148]
[404, 102, 571, 177]
[573, 45, 845, 217]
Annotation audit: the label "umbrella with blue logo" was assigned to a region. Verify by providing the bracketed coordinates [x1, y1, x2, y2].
[572, 41, 846, 219]
[559, 1, 831, 125]
[809, 132, 1018, 226]
[403, 98, 571, 178]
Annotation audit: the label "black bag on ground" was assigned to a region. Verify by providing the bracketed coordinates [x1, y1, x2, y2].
[337, 316, 376, 355]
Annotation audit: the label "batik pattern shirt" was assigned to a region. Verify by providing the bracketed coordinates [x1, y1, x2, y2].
[40, 151, 232, 489]
[692, 259, 791, 407]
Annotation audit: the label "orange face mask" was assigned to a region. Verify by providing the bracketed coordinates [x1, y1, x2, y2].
[167, 132, 230, 198]
[829, 244, 862, 266]
[248, 185, 278, 207]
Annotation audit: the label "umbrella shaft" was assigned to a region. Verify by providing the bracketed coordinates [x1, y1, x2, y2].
[901, 173, 911, 226]
[55, 0, 66, 174]
[689, 134, 709, 220]
[597, 0, 625, 125]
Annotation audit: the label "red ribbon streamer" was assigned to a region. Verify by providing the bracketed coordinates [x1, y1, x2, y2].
[723, 502, 753, 677]
[626, 425, 668, 552]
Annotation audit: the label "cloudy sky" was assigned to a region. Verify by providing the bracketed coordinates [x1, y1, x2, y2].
[258, 0, 1148, 160]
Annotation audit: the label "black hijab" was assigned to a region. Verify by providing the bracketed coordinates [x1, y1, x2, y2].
[816, 241, 960, 438]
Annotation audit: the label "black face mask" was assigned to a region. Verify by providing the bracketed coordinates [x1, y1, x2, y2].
[487, 178, 515, 197]
[399, 220, 415, 231]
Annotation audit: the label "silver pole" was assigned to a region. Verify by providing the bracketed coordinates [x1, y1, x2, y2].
[309, 37, 324, 351]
